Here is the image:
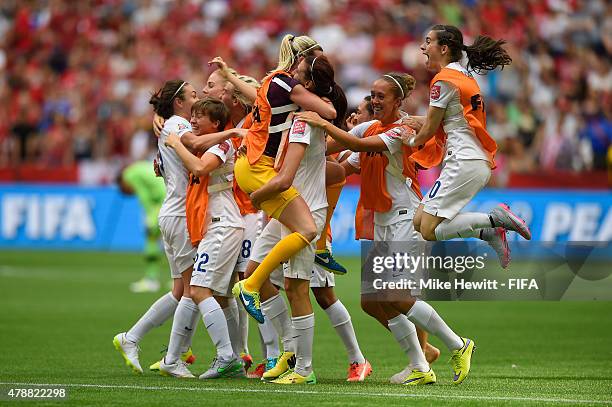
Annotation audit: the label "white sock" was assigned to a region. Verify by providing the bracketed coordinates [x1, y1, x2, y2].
[126, 292, 178, 343]
[237, 301, 250, 354]
[198, 297, 234, 361]
[166, 297, 199, 364]
[222, 299, 242, 358]
[258, 315, 281, 359]
[406, 301, 463, 351]
[261, 294, 296, 353]
[179, 309, 199, 355]
[292, 313, 315, 377]
[434, 213, 492, 240]
[388, 314, 429, 372]
[324, 300, 365, 364]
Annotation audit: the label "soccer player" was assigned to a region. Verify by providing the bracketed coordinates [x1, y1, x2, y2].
[297, 72, 456, 385]
[117, 161, 166, 293]
[113, 79, 199, 374]
[248, 55, 370, 384]
[402, 25, 531, 267]
[160, 98, 246, 379]
[229, 34, 337, 323]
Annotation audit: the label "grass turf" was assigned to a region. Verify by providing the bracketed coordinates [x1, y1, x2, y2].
[0, 251, 611, 406]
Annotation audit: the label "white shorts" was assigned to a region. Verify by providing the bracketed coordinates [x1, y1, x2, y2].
[190, 225, 244, 297]
[234, 211, 265, 273]
[159, 216, 197, 278]
[310, 263, 335, 288]
[361, 218, 426, 297]
[251, 208, 326, 282]
[422, 158, 491, 220]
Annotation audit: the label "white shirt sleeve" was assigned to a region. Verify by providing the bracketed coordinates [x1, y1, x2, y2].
[378, 128, 404, 155]
[288, 120, 311, 145]
[349, 120, 377, 138]
[429, 80, 457, 109]
[347, 151, 360, 169]
[206, 140, 233, 163]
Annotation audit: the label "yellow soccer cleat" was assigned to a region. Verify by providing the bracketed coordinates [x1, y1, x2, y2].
[450, 337, 476, 384]
[150, 347, 197, 372]
[262, 351, 295, 380]
[401, 369, 436, 385]
[113, 333, 143, 375]
[270, 369, 316, 384]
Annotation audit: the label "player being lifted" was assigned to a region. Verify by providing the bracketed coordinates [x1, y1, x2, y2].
[228, 34, 337, 322]
[245, 55, 371, 384]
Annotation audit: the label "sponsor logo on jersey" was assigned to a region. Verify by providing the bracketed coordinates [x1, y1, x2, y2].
[178, 123, 187, 130]
[219, 141, 230, 153]
[430, 85, 441, 101]
[291, 120, 307, 137]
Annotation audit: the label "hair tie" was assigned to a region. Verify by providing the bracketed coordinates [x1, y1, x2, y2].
[383, 74, 404, 99]
[327, 85, 333, 94]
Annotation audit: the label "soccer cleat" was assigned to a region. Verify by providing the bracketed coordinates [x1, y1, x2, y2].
[240, 352, 253, 372]
[270, 369, 317, 384]
[315, 249, 347, 275]
[346, 360, 372, 382]
[481, 227, 511, 269]
[113, 333, 143, 374]
[489, 204, 532, 240]
[149, 348, 196, 372]
[390, 365, 412, 384]
[129, 277, 160, 293]
[232, 281, 264, 323]
[262, 351, 295, 380]
[247, 362, 266, 379]
[450, 337, 476, 384]
[199, 357, 245, 379]
[158, 358, 195, 378]
[402, 369, 436, 385]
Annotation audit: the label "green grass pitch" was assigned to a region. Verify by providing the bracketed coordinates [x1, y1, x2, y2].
[1, 251, 611, 406]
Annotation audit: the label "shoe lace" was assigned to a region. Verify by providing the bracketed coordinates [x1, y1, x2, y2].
[209, 357, 219, 370]
[348, 362, 359, 375]
[265, 358, 277, 370]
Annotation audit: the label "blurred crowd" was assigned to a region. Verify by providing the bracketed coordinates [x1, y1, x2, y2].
[0, 0, 610, 184]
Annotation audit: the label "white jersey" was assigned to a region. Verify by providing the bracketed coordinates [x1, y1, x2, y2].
[430, 62, 489, 163]
[205, 140, 244, 229]
[158, 115, 192, 218]
[347, 119, 421, 226]
[287, 119, 328, 212]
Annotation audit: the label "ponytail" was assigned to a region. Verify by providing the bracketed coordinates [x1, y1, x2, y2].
[465, 35, 512, 74]
[431, 25, 511, 74]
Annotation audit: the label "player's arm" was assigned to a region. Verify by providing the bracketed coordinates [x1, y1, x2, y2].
[341, 157, 360, 176]
[249, 142, 307, 208]
[326, 138, 348, 156]
[290, 85, 336, 120]
[296, 111, 386, 152]
[165, 132, 222, 176]
[404, 106, 445, 147]
[182, 128, 247, 153]
[209, 57, 258, 103]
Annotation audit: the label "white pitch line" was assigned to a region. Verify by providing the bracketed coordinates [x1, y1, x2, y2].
[1, 382, 610, 405]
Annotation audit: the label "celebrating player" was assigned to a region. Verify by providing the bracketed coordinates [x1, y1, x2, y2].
[403, 25, 531, 267]
[229, 34, 337, 322]
[160, 98, 246, 379]
[297, 72, 467, 385]
[113, 79, 199, 374]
